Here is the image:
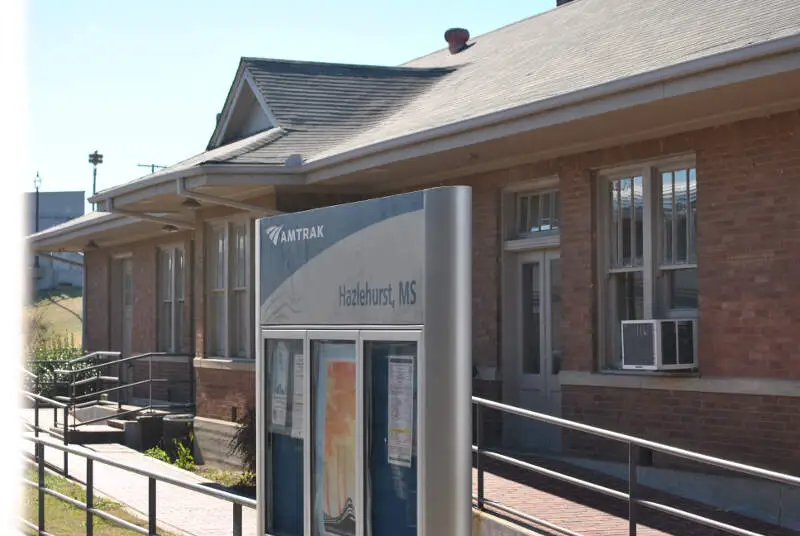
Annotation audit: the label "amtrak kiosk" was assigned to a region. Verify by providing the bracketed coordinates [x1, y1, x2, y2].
[255, 186, 472, 536]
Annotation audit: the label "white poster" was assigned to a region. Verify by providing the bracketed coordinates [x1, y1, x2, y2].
[270, 342, 290, 428]
[387, 356, 415, 467]
[291, 353, 305, 439]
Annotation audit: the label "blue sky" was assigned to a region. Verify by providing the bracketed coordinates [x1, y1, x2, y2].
[27, 0, 554, 211]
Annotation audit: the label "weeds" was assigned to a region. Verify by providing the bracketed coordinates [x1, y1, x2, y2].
[228, 406, 256, 474]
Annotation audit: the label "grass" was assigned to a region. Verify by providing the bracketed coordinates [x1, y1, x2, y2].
[193, 466, 255, 498]
[22, 466, 181, 536]
[27, 286, 83, 347]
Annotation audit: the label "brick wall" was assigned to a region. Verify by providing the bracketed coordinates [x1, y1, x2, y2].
[195, 366, 255, 421]
[562, 386, 800, 475]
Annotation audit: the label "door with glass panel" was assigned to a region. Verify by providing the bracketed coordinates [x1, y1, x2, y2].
[515, 249, 562, 453]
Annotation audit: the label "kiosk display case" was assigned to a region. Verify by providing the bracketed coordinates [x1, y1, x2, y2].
[256, 186, 471, 536]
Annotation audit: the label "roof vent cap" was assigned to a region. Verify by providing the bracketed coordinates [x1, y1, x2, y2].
[284, 153, 304, 168]
[444, 28, 470, 54]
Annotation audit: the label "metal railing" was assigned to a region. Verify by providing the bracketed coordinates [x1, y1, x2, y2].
[47, 351, 195, 430]
[23, 390, 72, 476]
[472, 396, 800, 536]
[21, 434, 256, 536]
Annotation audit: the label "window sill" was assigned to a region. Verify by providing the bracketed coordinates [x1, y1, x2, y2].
[193, 357, 255, 372]
[598, 368, 700, 378]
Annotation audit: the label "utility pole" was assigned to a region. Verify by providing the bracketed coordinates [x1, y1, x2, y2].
[33, 172, 42, 269]
[88, 150, 103, 211]
[138, 163, 167, 174]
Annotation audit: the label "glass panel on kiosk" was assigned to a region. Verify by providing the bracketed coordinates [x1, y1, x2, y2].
[364, 340, 418, 536]
[265, 338, 304, 535]
[311, 340, 358, 536]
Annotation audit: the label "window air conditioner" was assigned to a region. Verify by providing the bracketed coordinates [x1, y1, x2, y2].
[621, 319, 697, 371]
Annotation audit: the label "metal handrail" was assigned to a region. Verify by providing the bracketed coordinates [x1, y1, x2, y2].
[67, 350, 121, 365]
[22, 434, 255, 536]
[473, 397, 800, 488]
[54, 352, 167, 375]
[23, 390, 68, 409]
[472, 396, 800, 536]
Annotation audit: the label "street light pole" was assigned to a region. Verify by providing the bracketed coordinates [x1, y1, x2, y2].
[34, 172, 42, 269]
[88, 150, 103, 211]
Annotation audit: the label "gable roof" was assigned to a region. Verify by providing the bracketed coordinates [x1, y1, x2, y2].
[90, 0, 800, 204]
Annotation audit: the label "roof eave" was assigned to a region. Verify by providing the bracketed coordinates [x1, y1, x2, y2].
[87, 164, 305, 207]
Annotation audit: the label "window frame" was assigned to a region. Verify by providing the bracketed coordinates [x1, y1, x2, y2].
[157, 244, 186, 354]
[595, 155, 697, 371]
[206, 215, 254, 359]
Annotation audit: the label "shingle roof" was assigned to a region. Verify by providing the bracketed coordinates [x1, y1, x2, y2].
[311, 0, 800, 161]
[225, 58, 453, 165]
[94, 0, 800, 198]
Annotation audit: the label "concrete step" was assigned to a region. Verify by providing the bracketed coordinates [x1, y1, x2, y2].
[106, 418, 130, 430]
[50, 424, 126, 445]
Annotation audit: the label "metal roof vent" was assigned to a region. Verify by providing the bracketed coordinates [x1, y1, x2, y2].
[444, 28, 471, 54]
[284, 153, 304, 168]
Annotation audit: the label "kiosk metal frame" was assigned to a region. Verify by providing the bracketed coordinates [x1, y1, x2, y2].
[255, 186, 471, 536]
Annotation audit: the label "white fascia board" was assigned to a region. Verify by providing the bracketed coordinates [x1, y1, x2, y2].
[302, 35, 800, 183]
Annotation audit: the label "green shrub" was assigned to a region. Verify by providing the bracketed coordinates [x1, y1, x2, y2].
[174, 435, 196, 471]
[25, 331, 88, 399]
[144, 446, 171, 464]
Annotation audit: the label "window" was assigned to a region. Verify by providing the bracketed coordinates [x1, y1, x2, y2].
[516, 190, 560, 236]
[599, 160, 698, 369]
[157, 246, 186, 353]
[207, 219, 253, 358]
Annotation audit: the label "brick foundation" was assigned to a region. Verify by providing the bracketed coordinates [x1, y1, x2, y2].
[195, 365, 255, 422]
[562, 386, 800, 475]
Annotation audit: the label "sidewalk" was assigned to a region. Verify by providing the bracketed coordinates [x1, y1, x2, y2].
[474, 455, 800, 536]
[21, 409, 257, 536]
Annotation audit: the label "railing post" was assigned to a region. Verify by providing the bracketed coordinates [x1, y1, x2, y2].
[149, 353, 153, 410]
[34, 398, 40, 438]
[233, 502, 242, 536]
[63, 405, 70, 477]
[148, 477, 157, 535]
[86, 458, 94, 536]
[476, 402, 484, 510]
[38, 442, 45, 534]
[628, 442, 639, 536]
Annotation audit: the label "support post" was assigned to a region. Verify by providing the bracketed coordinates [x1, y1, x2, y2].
[63, 405, 69, 477]
[34, 398, 39, 438]
[38, 443, 45, 533]
[476, 403, 484, 510]
[628, 442, 639, 536]
[149, 477, 157, 535]
[86, 458, 94, 536]
[233, 503, 242, 536]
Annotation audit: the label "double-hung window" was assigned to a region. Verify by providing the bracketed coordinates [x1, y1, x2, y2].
[598, 158, 698, 369]
[207, 218, 253, 358]
[157, 245, 186, 353]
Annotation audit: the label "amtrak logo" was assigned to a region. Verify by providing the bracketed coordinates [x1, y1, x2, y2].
[266, 224, 324, 246]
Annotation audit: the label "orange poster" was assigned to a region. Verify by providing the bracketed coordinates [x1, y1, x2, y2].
[313, 347, 357, 536]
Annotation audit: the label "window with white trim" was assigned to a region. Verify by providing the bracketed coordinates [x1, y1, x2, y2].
[207, 219, 253, 358]
[516, 190, 560, 237]
[598, 160, 698, 369]
[157, 245, 186, 353]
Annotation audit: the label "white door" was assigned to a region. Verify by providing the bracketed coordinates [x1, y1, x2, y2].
[513, 249, 562, 453]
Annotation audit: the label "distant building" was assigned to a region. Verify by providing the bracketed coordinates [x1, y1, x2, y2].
[27, 190, 85, 291]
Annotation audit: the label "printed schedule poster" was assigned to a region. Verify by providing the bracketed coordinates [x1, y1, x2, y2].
[271, 342, 290, 428]
[313, 342, 357, 536]
[387, 356, 415, 468]
[291, 353, 305, 439]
